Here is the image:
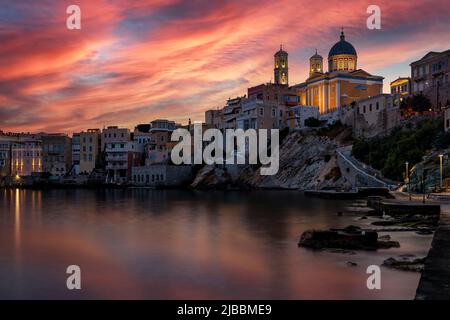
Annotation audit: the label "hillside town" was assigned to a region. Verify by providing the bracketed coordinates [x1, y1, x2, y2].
[1, 31, 450, 189]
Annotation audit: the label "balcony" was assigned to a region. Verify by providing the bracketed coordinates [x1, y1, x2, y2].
[106, 154, 128, 162]
[106, 163, 128, 170]
[241, 99, 263, 112]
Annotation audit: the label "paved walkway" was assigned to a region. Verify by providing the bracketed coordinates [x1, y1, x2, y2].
[415, 205, 450, 299]
[337, 146, 398, 189]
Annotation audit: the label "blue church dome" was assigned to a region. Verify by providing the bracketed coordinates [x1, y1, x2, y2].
[328, 31, 357, 57]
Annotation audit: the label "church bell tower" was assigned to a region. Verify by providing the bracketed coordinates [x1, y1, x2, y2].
[274, 45, 288, 86]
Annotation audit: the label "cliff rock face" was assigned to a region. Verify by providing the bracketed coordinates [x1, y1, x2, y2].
[191, 127, 353, 190]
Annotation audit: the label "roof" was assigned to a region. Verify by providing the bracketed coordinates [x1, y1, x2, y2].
[410, 50, 450, 65]
[328, 31, 357, 57]
[310, 49, 322, 59]
[274, 44, 288, 56]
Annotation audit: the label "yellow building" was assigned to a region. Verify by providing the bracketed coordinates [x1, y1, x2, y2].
[293, 30, 384, 114]
[79, 129, 101, 174]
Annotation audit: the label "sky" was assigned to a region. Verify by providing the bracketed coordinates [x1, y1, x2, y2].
[0, 0, 449, 134]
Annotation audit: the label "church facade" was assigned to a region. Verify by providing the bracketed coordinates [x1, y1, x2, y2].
[290, 30, 384, 114]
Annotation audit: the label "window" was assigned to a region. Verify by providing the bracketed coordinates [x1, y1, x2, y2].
[272, 108, 276, 117]
[363, 105, 366, 113]
[376, 102, 379, 110]
[259, 108, 264, 116]
[369, 104, 372, 112]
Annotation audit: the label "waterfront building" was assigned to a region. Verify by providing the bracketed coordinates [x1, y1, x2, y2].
[287, 106, 320, 129]
[132, 165, 193, 187]
[145, 119, 177, 165]
[105, 140, 140, 183]
[390, 77, 411, 97]
[445, 107, 450, 132]
[219, 97, 244, 130]
[11, 135, 43, 176]
[236, 83, 298, 130]
[0, 134, 13, 176]
[410, 49, 450, 110]
[71, 133, 81, 175]
[101, 126, 130, 151]
[293, 30, 384, 114]
[352, 94, 401, 138]
[40, 133, 72, 176]
[101, 126, 135, 182]
[133, 124, 152, 154]
[205, 109, 223, 129]
[79, 129, 101, 174]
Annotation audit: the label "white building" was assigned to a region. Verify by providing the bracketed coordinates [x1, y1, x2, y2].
[288, 105, 320, 128]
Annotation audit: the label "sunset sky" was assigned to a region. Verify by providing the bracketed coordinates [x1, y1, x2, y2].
[0, 0, 449, 134]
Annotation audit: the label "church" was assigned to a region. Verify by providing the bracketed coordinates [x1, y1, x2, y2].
[274, 29, 384, 114]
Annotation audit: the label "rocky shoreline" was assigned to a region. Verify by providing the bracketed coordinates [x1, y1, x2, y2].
[297, 196, 439, 274]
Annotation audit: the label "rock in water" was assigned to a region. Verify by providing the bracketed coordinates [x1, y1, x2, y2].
[298, 228, 399, 250]
[382, 256, 426, 272]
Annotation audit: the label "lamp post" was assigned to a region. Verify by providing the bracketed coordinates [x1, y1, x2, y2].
[405, 161, 411, 200]
[439, 154, 444, 190]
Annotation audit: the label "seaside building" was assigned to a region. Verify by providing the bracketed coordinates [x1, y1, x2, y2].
[410, 50, 450, 110]
[205, 109, 223, 129]
[219, 97, 244, 130]
[287, 106, 320, 129]
[101, 126, 135, 182]
[105, 140, 140, 183]
[79, 129, 101, 174]
[40, 133, 72, 177]
[145, 119, 177, 165]
[390, 77, 411, 97]
[236, 83, 298, 130]
[0, 134, 13, 176]
[11, 135, 43, 176]
[445, 107, 450, 132]
[133, 124, 152, 154]
[293, 30, 384, 114]
[335, 94, 401, 138]
[101, 126, 130, 151]
[71, 133, 81, 175]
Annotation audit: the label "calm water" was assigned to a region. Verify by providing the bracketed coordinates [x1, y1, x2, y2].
[0, 189, 432, 299]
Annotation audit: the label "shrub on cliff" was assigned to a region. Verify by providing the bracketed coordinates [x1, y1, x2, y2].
[352, 118, 443, 181]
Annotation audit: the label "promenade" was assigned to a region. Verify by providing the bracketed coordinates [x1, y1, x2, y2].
[415, 203, 450, 299]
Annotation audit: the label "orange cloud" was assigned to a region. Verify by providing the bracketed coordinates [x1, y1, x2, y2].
[1, 0, 449, 133]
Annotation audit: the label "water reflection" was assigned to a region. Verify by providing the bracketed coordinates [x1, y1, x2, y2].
[0, 189, 432, 299]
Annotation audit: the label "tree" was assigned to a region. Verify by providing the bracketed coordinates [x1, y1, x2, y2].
[304, 117, 321, 127]
[409, 94, 432, 113]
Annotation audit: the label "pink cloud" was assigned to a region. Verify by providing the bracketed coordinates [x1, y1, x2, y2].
[0, 0, 449, 133]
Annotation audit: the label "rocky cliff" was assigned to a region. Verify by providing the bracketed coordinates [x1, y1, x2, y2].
[191, 125, 354, 190]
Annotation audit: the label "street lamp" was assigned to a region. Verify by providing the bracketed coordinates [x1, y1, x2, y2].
[405, 162, 411, 200]
[439, 154, 444, 190]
